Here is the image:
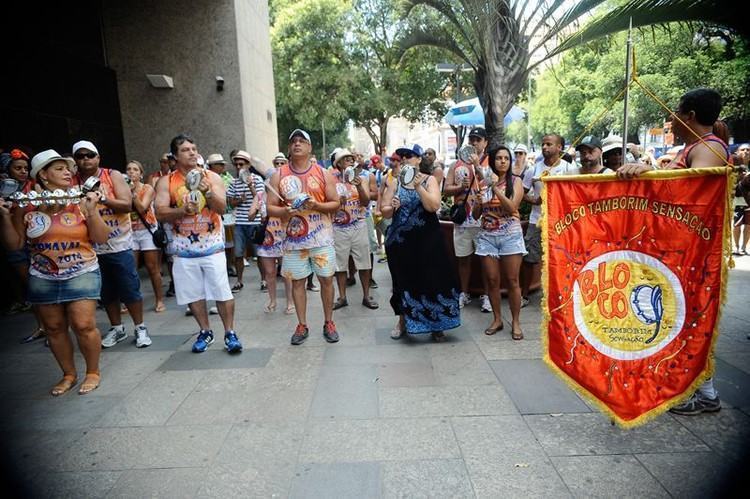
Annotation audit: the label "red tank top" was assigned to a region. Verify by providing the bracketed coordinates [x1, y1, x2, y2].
[672, 134, 731, 169]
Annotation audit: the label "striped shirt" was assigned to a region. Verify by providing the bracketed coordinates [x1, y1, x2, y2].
[227, 175, 264, 225]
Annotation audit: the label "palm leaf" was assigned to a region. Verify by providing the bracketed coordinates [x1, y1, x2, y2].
[397, 29, 476, 68]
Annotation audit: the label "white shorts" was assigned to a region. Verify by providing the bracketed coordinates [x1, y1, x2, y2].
[131, 229, 158, 252]
[173, 252, 233, 305]
[453, 225, 481, 257]
[334, 223, 371, 272]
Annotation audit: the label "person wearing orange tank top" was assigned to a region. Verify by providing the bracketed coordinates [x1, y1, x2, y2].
[126, 160, 165, 314]
[266, 129, 341, 345]
[618, 88, 731, 416]
[0, 150, 110, 396]
[73, 140, 151, 349]
[155, 134, 242, 354]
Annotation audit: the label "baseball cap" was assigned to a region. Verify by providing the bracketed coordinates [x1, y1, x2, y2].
[513, 144, 528, 154]
[468, 127, 487, 139]
[576, 135, 603, 151]
[72, 140, 99, 155]
[288, 129, 311, 143]
[30, 149, 75, 180]
[370, 154, 381, 164]
[206, 153, 227, 165]
[395, 144, 424, 158]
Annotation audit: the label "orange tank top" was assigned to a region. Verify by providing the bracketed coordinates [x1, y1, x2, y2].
[25, 205, 99, 280]
[130, 183, 157, 231]
[672, 134, 731, 169]
[76, 168, 133, 254]
[278, 163, 333, 250]
[168, 169, 224, 258]
[480, 182, 522, 234]
[332, 169, 365, 229]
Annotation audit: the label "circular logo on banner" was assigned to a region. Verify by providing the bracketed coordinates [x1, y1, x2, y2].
[280, 176, 304, 201]
[25, 212, 52, 239]
[572, 250, 685, 360]
[286, 215, 309, 238]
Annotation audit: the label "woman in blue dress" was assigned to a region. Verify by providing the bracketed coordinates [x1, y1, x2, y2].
[380, 144, 461, 341]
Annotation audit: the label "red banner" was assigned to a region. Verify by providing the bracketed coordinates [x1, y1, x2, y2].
[541, 168, 733, 427]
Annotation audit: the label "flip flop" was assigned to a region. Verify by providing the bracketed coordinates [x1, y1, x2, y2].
[78, 372, 100, 395]
[264, 303, 277, 313]
[484, 324, 504, 336]
[285, 305, 296, 315]
[362, 297, 379, 309]
[155, 302, 166, 313]
[332, 298, 349, 310]
[231, 283, 244, 293]
[51, 374, 77, 397]
[511, 329, 524, 341]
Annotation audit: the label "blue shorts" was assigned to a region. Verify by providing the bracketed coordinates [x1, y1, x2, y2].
[98, 250, 143, 305]
[281, 246, 336, 281]
[475, 231, 527, 258]
[28, 268, 101, 305]
[233, 224, 260, 258]
[7, 248, 30, 267]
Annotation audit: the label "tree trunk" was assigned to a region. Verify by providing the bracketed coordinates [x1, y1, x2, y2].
[378, 116, 389, 155]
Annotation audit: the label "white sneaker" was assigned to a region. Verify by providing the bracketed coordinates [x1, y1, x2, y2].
[480, 295, 493, 313]
[209, 306, 219, 315]
[521, 296, 530, 308]
[102, 326, 127, 348]
[459, 292, 471, 309]
[134, 325, 152, 348]
[185, 306, 193, 316]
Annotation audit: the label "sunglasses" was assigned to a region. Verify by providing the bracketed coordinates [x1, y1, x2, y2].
[273, 161, 286, 166]
[74, 152, 97, 160]
[233, 161, 248, 167]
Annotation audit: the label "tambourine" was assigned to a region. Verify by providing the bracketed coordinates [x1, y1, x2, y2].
[343, 166, 356, 184]
[0, 178, 21, 198]
[399, 165, 416, 187]
[238, 168, 252, 184]
[290, 192, 311, 210]
[457, 145, 476, 163]
[185, 169, 203, 191]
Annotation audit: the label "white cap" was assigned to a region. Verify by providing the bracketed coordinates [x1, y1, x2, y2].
[72, 140, 99, 155]
[513, 144, 528, 154]
[232, 150, 252, 163]
[601, 135, 624, 154]
[30, 149, 75, 180]
[288, 129, 311, 143]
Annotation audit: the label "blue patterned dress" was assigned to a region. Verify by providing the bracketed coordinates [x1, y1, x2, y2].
[385, 184, 461, 333]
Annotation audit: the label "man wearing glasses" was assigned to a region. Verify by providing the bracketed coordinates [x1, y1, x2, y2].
[72, 140, 151, 348]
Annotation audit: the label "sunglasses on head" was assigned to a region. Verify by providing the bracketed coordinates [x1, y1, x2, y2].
[74, 152, 97, 160]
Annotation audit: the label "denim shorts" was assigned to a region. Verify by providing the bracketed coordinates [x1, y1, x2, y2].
[233, 224, 260, 258]
[28, 268, 101, 305]
[98, 250, 143, 305]
[475, 230, 527, 258]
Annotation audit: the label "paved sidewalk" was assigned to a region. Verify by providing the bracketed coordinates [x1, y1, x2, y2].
[1, 255, 749, 498]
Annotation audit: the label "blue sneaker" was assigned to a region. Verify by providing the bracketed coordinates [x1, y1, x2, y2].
[192, 330, 214, 353]
[224, 331, 243, 353]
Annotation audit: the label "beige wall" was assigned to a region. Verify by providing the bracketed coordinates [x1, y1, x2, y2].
[102, 0, 277, 172]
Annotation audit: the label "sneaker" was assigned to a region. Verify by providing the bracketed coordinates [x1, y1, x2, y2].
[291, 324, 309, 345]
[224, 331, 243, 353]
[192, 330, 214, 353]
[521, 296, 530, 308]
[669, 393, 721, 415]
[166, 282, 175, 297]
[480, 295, 492, 313]
[323, 320, 340, 343]
[458, 292, 471, 309]
[370, 279, 378, 289]
[185, 306, 193, 316]
[101, 326, 127, 348]
[260, 280, 268, 291]
[377, 255, 388, 263]
[134, 325, 152, 348]
[306, 282, 320, 292]
[209, 306, 219, 315]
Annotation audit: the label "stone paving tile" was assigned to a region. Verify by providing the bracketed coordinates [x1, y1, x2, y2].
[95, 370, 204, 427]
[715, 351, 750, 375]
[108, 468, 202, 498]
[5, 396, 120, 431]
[488, 359, 590, 414]
[382, 459, 475, 499]
[430, 344, 499, 386]
[167, 387, 314, 425]
[551, 455, 670, 498]
[323, 344, 431, 367]
[29, 470, 121, 499]
[451, 415, 570, 498]
[634, 452, 733, 498]
[104, 334, 193, 352]
[380, 385, 518, 417]
[158, 348, 273, 371]
[525, 413, 710, 456]
[311, 365, 379, 418]
[48, 425, 231, 472]
[289, 462, 382, 499]
[1, 429, 88, 482]
[713, 358, 750, 410]
[87, 351, 176, 397]
[672, 409, 750, 462]
[377, 362, 438, 387]
[475, 337, 544, 360]
[299, 418, 461, 463]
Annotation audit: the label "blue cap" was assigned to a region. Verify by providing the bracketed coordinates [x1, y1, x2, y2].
[395, 143, 424, 158]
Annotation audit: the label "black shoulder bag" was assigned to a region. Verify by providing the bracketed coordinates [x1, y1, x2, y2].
[133, 206, 169, 249]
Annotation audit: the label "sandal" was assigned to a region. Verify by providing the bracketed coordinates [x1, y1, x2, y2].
[285, 305, 296, 315]
[362, 297, 379, 309]
[332, 298, 349, 310]
[51, 374, 77, 397]
[264, 302, 277, 313]
[155, 302, 166, 313]
[484, 323, 504, 336]
[390, 324, 405, 340]
[231, 282, 244, 293]
[78, 372, 100, 395]
[21, 327, 46, 344]
[511, 329, 524, 341]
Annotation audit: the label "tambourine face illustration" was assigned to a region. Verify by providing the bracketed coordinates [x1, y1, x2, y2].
[185, 169, 203, 191]
[457, 145, 476, 163]
[0, 178, 21, 198]
[239, 168, 252, 184]
[343, 167, 355, 184]
[399, 165, 416, 186]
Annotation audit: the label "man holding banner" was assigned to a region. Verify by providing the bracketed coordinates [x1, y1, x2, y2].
[544, 88, 732, 427]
